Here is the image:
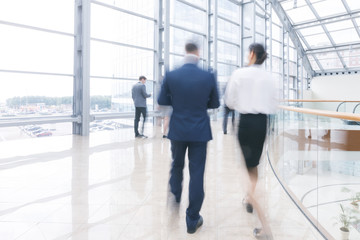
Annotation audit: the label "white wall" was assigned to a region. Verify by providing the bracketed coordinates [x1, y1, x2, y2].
[307, 74, 360, 112]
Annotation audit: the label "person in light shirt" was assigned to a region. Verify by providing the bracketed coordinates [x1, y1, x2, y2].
[225, 43, 278, 239]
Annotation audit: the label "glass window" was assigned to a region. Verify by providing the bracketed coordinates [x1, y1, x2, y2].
[303, 34, 332, 48]
[329, 28, 359, 45]
[255, 33, 265, 45]
[346, 0, 360, 10]
[272, 24, 282, 41]
[272, 56, 282, 73]
[299, 26, 324, 37]
[356, 18, 360, 26]
[217, 41, 239, 65]
[272, 10, 281, 25]
[316, 55, 343, 70]
[281, 0, 308, 11]
[170, 27, 205, 57]
[243, 37, 253, 65]
[289, 47, 297, 62]
[169, 54, 185, 70]
[91, 78, 154, 113]
[286, 6, 316, 24]
[243, 3, 254, 37]
[289, 62, 297, 76]
[307, 55, 321, 71]
[171, 0, 206, 34]
[182, 0, 206, 8]
[272, 40, 282, 57]
[339, 49, 360, 68]
[256, 15, 265, 35]
[218, 0, 240, 22]
[91, 41, 154, 79]
[218, 18, 239, 44]
[91, 4, 154, 49]
[0, 24, 73, 74]
[94, 0, 155, 18]
[312, 0, 347, 18]
[0, 72, 73, 117]
[217, 63, 237, 82]
[0, 0, 74, 33]
[299, 35, 308, 50]
[325, 20, 354, 32]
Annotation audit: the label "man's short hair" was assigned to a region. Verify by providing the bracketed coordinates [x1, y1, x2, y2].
[185, 42, 198, 53]
[139, 76, 147, 81]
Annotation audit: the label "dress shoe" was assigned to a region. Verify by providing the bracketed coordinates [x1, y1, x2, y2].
[242, 198, 253, 213]
[187, 216, 203, 234]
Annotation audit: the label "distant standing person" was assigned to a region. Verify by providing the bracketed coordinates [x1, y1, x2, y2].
[132, 76, 151, 138]
[225, 43, 277, 239]
[158, 42, 220, 234]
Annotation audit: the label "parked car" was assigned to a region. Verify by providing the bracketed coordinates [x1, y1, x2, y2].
[35, 131, 52, 137]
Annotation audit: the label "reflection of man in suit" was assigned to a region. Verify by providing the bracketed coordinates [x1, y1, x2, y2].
[158, 42, 220, 234]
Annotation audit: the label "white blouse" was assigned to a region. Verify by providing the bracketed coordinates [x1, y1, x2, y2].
[224, 65, 278, 114]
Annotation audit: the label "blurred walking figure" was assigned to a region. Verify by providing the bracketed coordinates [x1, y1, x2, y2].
[158, 105, 172, 138]
[223, 104, 235, 134]
[225, 43, 278, 239]
[158, 42, 220, 234]
[132, 76, 151, 138]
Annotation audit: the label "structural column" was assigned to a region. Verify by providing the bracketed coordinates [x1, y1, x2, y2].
[73, 0, 91, 136]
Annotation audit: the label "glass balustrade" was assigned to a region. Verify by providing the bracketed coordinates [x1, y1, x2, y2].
[268, 103, 360, 239]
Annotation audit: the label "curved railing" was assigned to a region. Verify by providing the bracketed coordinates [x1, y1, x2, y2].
[353, 103, 360, 114]
[267, 101, 360, 240]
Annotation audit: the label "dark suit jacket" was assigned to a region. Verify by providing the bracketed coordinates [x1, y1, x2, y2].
[158, 63, 220, 142]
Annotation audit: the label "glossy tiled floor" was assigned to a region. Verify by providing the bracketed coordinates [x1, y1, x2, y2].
[0, 121, 323, 240]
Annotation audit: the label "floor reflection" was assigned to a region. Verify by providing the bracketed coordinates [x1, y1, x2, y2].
[0, 122, 326, 240]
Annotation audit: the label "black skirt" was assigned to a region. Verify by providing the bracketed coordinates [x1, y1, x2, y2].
[237, 114, 267, 168]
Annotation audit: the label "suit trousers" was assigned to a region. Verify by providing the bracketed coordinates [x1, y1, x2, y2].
[134, 107, 146, 136]
[169, 140, 207, 229]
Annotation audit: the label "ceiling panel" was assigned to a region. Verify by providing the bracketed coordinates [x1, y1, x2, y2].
[315, 53, 343, 70]
[307, 54, 321, 70]
[276, 0, 360, 74]
[286, 6, 317, 24]
[346, 0, 360, 10]
[312, 0, 347, 18]
[329, 28, 359, 44]
[303, 33, 332, 48]
[325, 20, 354, 32]
[299, 26, 324, 37]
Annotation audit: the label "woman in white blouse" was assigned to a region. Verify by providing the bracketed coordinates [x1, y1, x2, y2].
[225, 43, 277, 239]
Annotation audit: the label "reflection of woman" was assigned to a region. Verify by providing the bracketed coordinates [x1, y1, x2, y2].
[225, 43, 277, 239]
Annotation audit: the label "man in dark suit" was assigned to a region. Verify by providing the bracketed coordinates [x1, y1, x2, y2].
[132, 76, 151, 138]
[158, 42, 220, 234]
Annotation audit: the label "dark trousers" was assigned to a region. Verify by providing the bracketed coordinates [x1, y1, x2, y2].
[223, 106, 235, 133]
[134, 107, 147, 136]
[169, 140, 207, 229]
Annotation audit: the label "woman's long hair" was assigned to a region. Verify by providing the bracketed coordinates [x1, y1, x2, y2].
[249, 43, 267, 65]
